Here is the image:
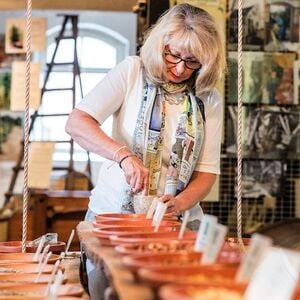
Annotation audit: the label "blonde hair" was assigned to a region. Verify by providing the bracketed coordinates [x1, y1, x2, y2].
[140, 3, 226, 97]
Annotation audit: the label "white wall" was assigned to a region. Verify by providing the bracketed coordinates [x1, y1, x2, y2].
[0, 10, 137, 55]
[0, 10, 137, 208]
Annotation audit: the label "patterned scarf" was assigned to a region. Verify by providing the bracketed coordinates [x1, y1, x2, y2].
[133, 80, 205, 196]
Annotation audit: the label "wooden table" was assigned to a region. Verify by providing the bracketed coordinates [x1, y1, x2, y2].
[61, 255, 90, 299]
[76, 221, 154, 300]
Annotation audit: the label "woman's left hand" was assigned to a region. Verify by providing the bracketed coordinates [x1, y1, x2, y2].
[159, 194, 180, 217]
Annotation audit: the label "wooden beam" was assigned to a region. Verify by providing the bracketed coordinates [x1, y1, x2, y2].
[0, 0, 138, 11]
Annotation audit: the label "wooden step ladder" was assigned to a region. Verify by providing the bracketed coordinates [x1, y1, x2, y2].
[5, 14, 92, 205]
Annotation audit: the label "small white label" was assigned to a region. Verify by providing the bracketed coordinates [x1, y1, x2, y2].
[194, 214, 218, 252]
[201, 223, 228, 265]
[33, 235, 46, 262]
[245, 248, 300, 300]
[146, 197, 159, 219]
[152, 201, 168, 232]
[236, 233, 272, 283]
[178, 210, 190, 239]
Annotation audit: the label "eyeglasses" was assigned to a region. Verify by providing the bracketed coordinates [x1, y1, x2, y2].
[164, 51, 202, 70]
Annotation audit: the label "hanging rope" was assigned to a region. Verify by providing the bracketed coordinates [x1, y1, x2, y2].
[236, 0, 244, 247]
[22, 0, 32, 253]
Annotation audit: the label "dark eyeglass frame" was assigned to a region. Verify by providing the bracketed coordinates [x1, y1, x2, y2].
[164, 51, 202, 70]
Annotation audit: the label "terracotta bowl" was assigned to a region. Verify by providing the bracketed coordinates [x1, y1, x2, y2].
[223, 237, 251, 250]
[0, 263, 64, 274]
[159, 283, 246, 300]
[0, 273, 67, 284]
[115, 239, 246, 264]
[114, 240, 196, 256]
[93, 226, 180, 246]
[217, 237, 251, 264]
[159, 282, 300, 300]
[0, 253, 60, 264]
[92, 219, 180, 229]
[122, 252, 203, 275]
[0, 241, 22, 253]
[26, 241, 66, 255]
[0, 298, 84, 300]
[138, 264, 239, 289]
[0, 283, 83, 298]
[95, 213, 176, 222]
[110, 230, 197, 246]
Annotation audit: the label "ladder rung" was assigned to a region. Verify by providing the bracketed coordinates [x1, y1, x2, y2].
[52, 140, 73, 143]
[34, 113, 70, 117]
[46, 62, 74, 67]
[32, 140, 72, 143]
[21, 139, 72, 143]
[43, 87, 74, 92]
[13, 166, 75, 171]
[56, 36, 76, 40]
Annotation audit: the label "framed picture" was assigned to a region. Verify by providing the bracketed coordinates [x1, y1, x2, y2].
[0, 112, 22, 160]
[262, 52, 296, 105]
[241, 160, 284, 199]
[0, 70, 11, 110]
[225, 105, 238, 155]
[228, 0, 265, 50]
[243, 106, 300, 159]
[293, 60, 300, 105]
[265, 0, 300, 51]
[5, 19, 25, 54]
[5, 18, 47, 54]
[10, 61, 41, 111]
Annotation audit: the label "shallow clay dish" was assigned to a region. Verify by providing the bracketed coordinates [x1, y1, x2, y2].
[114, 240, 196, 256]
[224, 237, 251, 249]
[93, 226, 180, 246]
[0, 263, 63, 274]
[26, 241, 66, 255]
[0, 253, 60, 264]
[92, 219, 180, 229]
[0, 273, 67, 284]
[122, 252, 203, 274]
[0, 283, 83, 298]
[0, 241, 22, 253]
[159, 282, 300, 300]
[109, 230, 196, 246]
[159, 283, 246, 300]
[138, 264, 239, 288]
[217, 237, 251, 264]
[0, 298, 84, 300]
[95, 213, 176, 222]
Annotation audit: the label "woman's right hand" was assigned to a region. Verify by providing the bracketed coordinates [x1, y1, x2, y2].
[119, 154, 149, 195]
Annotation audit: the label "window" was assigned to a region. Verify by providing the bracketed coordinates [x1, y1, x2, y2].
[32, 23, 129, 162]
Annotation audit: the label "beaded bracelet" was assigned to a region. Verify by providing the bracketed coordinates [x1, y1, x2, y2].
[119, 154, 137, 169]
[113, 145, 127, 162]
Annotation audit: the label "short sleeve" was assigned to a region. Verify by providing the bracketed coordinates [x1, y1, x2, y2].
[76, 56, 141, 124]
[195, 89, 223, 174]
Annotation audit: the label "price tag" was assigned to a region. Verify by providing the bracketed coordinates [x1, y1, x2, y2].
[201, 223, 228, 265]
[236, 233, 272, 283]
[245, 248, 300, 300]
[194, 214, 217, 252]
[152, 201, 168, 232]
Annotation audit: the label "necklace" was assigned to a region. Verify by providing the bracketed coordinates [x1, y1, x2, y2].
[163, 91, 187, 105]
[162, 82, 188, 105]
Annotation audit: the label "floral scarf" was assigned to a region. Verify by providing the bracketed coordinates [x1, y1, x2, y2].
[133, 80, 205, 196]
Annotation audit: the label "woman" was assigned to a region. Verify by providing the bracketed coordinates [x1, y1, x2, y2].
[66, 3, 225, 299]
